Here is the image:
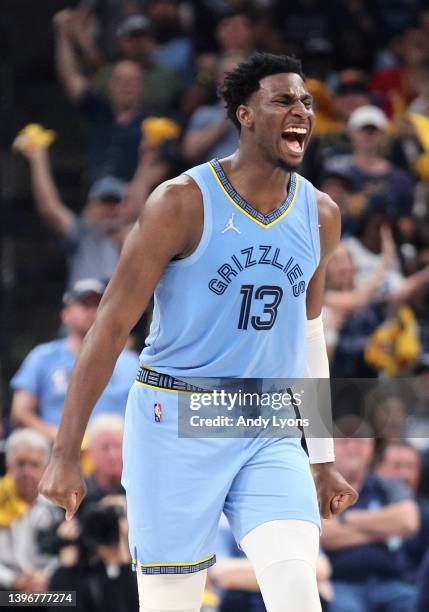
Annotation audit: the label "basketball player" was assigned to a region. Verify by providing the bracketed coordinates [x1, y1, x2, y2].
[39, 53, 358, 612]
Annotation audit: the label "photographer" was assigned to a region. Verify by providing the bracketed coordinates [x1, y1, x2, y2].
[48, 495, 138, 612]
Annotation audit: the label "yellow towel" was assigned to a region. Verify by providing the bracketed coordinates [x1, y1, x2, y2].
[365, 305, 421, 376]
[12, 123, 56, 152]
[141, 117, 180, 147]
[0, 474, 29, 527]
[408, 112, 429, 152]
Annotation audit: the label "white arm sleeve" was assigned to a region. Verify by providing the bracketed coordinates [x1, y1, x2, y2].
[301, 314, 335, 464]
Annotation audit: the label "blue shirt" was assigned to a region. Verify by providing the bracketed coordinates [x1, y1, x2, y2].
[152, 38, 194, 84]
[63, 215, 119, 288]
[11, 338, 139, 426]
[79, 89, 146, 181]
[327, 473, 412, 582]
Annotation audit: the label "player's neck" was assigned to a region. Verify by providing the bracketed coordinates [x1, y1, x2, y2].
[223, 150, 292, 215]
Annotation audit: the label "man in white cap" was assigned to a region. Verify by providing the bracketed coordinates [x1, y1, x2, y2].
[323, 104, 414, 227]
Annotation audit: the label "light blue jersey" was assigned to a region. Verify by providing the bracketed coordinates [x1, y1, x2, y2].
[140, 159, 320, 379]
[125, 159, 322, 575]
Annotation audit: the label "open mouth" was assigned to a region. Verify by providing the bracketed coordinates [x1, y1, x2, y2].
[281, 126, 308, 154]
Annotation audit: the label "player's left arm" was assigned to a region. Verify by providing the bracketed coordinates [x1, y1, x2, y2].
[304, 190, 358, 519]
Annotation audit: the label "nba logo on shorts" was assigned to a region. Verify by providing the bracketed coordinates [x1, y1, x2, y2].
[154, 403, 163, 423]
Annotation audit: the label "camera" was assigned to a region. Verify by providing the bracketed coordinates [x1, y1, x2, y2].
[80, 503, 125, 549]
[37, 502, 125, 556]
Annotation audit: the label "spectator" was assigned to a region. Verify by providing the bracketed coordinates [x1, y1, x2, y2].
[325, 105, 415, 226]
[322, 417, 419, 612]
[318, 168, 361, 236]
[20, 145, 135, 287]
[370, 395, 408, 445]
[375, 441, 429, 582]
[370, 26, 429, 117]
[182, 51, 244, 165]
[408, 58, 429, 117]
[250, 7, 289, 57]
[146, 0, 194, 82]
[214, 10, 255, 57]
[272, 0, 333, 60]
[70, 0, 146, 65]
[323, 236, 393, 374]
[345, 198, 429, 303]
[54, 10, 147, 181]
[93, 15, 183, 116]
[0, 429, 61, 592]
[309, 71, 414, 184]
[375, 440, 421, 491]
[333, 69, 372, 125]
[50, 495, 138, 612]
[303, 69, 371, 183]
[84, 415, 125, 507]
[180, 8, 255, 119]
[10, 279, 139, 441]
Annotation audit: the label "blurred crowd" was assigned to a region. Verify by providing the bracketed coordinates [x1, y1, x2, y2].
[3, 0, 429, 610]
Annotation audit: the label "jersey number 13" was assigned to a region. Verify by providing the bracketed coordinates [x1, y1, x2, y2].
[238, 284, 283, 330]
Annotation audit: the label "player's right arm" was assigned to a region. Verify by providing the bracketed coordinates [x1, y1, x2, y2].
[38, 177, 202, 519]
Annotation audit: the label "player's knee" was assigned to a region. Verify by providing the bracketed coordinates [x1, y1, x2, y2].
[261, 558, 317, 593]
[240, 519, 320, 577]
[258, 559, 321, 612]
[240, 521, 321, 612]
[137, 570, 206, 611]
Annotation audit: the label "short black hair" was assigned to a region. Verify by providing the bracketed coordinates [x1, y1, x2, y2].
[220, 51, 305, 131]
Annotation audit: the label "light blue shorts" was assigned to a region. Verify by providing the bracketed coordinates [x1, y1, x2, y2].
[121, 382, 320, 575]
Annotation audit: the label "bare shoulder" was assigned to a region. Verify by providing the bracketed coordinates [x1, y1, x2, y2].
[143, 173, 202, 220]
[315, 188, 341, 227]
[138, 173, 203, 258]
[314, 188, 341, 260]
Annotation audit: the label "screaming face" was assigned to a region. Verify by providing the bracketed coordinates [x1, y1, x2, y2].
[238, 73, 315, 170]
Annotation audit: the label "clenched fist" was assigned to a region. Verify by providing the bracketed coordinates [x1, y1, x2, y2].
[38, 456, 87, 521]
[311, 462, 359, 519]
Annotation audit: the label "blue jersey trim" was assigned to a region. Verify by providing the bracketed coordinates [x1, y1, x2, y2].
[133, 553, 216, 574]
[210, 158, 297, 227]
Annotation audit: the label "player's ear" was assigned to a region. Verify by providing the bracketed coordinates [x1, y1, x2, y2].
[236, 104, 254, 130]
